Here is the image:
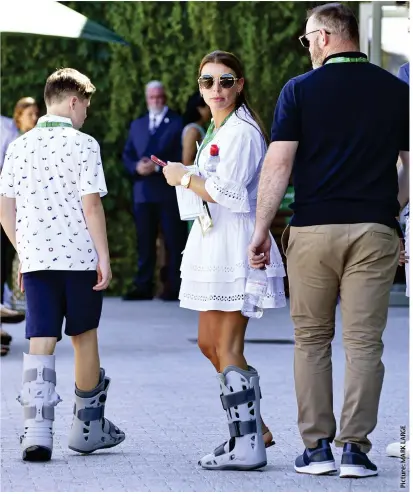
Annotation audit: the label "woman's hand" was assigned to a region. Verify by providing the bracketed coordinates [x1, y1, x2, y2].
[163, 162, 187, 186]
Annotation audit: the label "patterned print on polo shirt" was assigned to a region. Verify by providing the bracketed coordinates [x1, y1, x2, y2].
[0, 115, 107, 273]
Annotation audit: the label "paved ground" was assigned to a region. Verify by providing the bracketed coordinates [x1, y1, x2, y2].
[0, 298, 409, 492]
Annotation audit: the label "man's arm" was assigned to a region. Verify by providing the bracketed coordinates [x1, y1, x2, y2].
[172, 117, 184, 163]
[255, 141, 298, 232]
[122, 124, 141, 177]
[398, 150, 409, 210]
[0, 196, 17, 249]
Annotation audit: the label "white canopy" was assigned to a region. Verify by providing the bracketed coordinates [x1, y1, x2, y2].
[0, 0, 128, 45]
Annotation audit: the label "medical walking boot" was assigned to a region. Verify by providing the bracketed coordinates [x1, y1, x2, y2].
[199, 365, 267, 470]
[18, 353, 62, 462]
[68, 368, 125, 454]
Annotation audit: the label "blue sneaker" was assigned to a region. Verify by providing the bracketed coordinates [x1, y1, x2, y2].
[340, 443, 378, 478]
[295, 439, 337, 475]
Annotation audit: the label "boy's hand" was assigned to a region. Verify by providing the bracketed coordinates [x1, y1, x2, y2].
[94, 259, 112, 291]
[399, 238, 409, 266]
[17, 261, 24, 292]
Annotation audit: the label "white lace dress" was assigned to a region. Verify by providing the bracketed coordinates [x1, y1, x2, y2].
[179, 106, 286, 312]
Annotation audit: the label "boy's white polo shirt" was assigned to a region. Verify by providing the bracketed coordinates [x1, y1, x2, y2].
[0, 114, 107, 273]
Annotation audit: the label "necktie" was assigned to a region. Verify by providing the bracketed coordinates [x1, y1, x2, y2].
[150, 115, 157, 135]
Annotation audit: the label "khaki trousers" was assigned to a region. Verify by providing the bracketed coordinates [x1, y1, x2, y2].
[282, 223, 399, 453]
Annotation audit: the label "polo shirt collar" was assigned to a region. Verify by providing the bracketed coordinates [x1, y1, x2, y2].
[37, 114, 73, 126]
[322, 51, 368, 66]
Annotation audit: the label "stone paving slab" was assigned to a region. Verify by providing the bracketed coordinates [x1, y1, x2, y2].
[0, 298, 409, 492]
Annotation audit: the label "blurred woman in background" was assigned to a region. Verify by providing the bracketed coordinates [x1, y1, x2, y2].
[1, 97, 39, 357]
[181, 91, 210, 166]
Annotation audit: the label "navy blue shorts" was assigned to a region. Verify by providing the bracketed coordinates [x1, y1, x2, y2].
[23, 270, 103, 341]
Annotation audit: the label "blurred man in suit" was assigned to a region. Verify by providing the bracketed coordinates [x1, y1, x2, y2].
[122, 81, 187, 301]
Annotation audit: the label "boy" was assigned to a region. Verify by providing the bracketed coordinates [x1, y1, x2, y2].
[0, 68, 125, 461]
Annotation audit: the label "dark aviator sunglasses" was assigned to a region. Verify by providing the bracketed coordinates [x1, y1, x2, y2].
[198, 73, 239, 90]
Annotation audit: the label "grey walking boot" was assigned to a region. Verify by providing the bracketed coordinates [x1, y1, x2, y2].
[68, 368, 125, 454]
[18, 353, 62, 462]
[199, 365, 267, 470]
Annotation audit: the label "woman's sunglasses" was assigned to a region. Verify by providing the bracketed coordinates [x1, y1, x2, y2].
[198, 73, 239, 90]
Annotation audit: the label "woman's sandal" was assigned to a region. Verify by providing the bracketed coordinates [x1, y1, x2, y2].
[263, 427, 275, 448]
[0, 305, 25, 324]
[1, 331, 12, 346]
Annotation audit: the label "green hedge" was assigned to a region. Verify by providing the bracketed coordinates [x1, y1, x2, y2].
[0, 1, 357, 294]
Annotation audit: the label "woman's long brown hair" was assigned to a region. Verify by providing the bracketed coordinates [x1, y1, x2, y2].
[199, 50, 269, 145]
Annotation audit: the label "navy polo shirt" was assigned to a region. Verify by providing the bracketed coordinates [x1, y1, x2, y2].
[271, 52, 410, 229]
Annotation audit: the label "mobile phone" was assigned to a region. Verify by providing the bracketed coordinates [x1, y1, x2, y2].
[151, 155, 167, 167]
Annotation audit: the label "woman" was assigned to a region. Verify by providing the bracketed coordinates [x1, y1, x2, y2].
[163, 51, 286, 470]
[1, 97, 39, 356]
[181, 92, 211, 233]
[14, 97, 39, 134]
[181, 91, 211, 166]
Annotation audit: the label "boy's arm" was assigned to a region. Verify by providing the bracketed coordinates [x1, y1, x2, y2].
[82, 193, 111, 290]
[0, 196, 17, 250]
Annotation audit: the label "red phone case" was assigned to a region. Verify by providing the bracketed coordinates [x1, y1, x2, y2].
[151, 155, 167, 167]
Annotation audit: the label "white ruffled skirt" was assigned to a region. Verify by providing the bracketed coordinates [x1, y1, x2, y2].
[179, 206, 286, 312]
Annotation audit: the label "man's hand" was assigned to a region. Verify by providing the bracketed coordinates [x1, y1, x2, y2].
[163, 162, 187, 186]
[399, 238, 409, 266]
[94, 259, 112, 291]
[136, 157, 155, 176]
[17, 261, 24, 293]
[248, 229, 271, 268]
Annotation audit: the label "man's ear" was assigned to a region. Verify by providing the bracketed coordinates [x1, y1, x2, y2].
[320, 28, 329, 46]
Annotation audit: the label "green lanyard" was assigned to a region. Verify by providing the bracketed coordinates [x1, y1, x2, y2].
[325, 56, 368, 65]
[36, 121, 73, 128]
[195, 109, 235, 167]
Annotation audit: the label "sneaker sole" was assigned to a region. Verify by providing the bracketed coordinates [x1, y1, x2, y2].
[340, 465, 378, 478]
[295, 461, 337, 475]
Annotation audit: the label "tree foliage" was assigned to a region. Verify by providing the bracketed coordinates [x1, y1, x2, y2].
[0, 1, 358, 294]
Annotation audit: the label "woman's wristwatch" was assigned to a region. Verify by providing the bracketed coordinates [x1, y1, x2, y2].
[181, 171, 193, 188]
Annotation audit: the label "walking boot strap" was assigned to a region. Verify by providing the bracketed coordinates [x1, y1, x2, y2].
[18, 365, 61, 420]
[220, 387, 258, 437]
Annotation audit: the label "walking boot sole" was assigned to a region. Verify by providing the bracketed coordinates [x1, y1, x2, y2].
[23, 445, 52, 462]
[68, 435, 125, 455]
[199, 460, 267, 471]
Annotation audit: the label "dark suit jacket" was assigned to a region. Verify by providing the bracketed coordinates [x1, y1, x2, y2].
[122, 109, 183, 203]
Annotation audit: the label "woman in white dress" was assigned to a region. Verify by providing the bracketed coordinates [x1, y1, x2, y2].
[163, 50, 286, 471]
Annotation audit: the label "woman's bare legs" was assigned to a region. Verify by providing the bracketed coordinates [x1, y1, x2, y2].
[198, 310, 274, 447]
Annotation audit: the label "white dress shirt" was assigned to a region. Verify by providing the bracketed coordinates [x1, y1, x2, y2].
[148, 106, 168, 134]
